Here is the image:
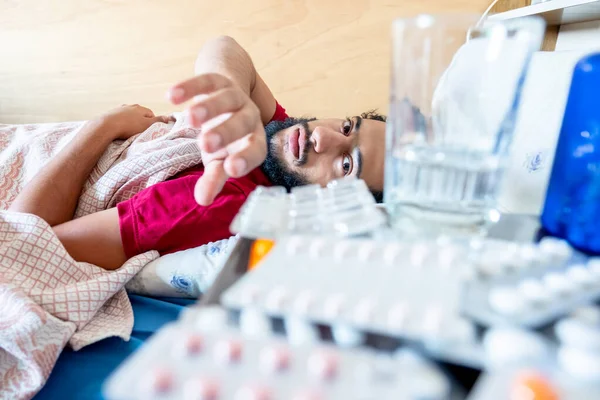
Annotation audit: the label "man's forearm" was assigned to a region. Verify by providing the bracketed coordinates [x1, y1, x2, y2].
[9, 119, 114, 226]
[195, 36, 277, 124]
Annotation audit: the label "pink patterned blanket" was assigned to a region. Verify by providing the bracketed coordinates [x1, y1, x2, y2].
[0, 114, 201, 399]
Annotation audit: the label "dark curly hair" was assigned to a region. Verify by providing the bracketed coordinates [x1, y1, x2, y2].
[359, 110, 386, 203]
[360, 110, 387, 123]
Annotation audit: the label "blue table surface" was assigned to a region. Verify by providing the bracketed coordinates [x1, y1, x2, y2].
[35, 295, 195, 400]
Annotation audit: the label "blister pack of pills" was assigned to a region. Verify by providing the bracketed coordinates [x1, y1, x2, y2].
[221, 235, 600, 366]
[230, 178, 386, 239]
[462, 236, 600, 327]
[221, 235, 484, 367]
[469, 305, 600, 398]
[103, 306, 455, 400]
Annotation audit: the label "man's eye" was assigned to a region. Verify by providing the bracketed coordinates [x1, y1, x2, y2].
[342, 154, 353, 175]
[342, 120, 352, 136]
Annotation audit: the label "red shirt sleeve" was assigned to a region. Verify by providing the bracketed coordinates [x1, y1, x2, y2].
[271, 101, 289, 122]
[117, 174, 247, 258]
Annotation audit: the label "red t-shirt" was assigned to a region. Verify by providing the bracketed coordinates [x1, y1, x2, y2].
[117, 102, 288, 258]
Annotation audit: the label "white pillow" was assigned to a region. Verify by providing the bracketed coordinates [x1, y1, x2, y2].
[126, 236, 239, 298]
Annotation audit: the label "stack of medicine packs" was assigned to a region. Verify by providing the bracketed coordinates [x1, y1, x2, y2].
[105, 178, 600, 400]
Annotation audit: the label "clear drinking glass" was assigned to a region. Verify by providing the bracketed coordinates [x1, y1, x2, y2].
[385, 14, 544, 236]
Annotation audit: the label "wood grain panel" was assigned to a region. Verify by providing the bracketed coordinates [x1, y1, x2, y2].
[490, 0, 559, 51]
[542, 25, 560, 51]
[0, 0, 491, 123]
[490, 0, 530, 13]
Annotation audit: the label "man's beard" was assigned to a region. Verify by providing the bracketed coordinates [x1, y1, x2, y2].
[261, 117, 316, 191]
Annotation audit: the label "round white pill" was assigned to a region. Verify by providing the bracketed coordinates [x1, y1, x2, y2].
[395, 348, 428, 367]
[410, 243, 429, 266]
[286, 236, 305, 256]
[405, 366, 450, 400]
[483, 328, 549, 368]
[587, 258, 600, 281]
[387, 303, 410, 332]
[260, 345, 291, 373]
[308, 239, 328, 259]
[440, 317, 477, 343]
[557, 346, 600, 381]
[542, 272, 575, 295]
[538, 237, 573, 264]
[293, 290, 315, 315]
[420, 306, 444, 337]
[285, 316, 320, 346]
[264, 287, 288, 312]
[239, 285, 262, 306]
[239, 308, 271, 338]
[308, 349, 338, 381]
[234, 385, 272, 400]
[356, 354, 397, 383]
[214, 339, 243, 364]
[437, 245, 464, 270]
[357, 242, 376, 262]
[565, 264, 595, 287]
[504, 249, 525, 271]
[571, 305, 600, 325]
[195, 306, 229, 332]
[477, 247, 513, 275]
[469, 238, 485, 252]
[331, 324, 366, 348]
[352, 298, 377, 324]
[353, 360, 378, 383]
[184, 377, 220, 400]
[488, 286, 528, 316]
[516, 244, 542, 268]
[383, 243, 402, 266]
[555, 317, 600, 351]
[323, 294, 346, 318]
[518, 279, 553, 305]
[333, 241, 353, 262]
[476, 258, 507, 277]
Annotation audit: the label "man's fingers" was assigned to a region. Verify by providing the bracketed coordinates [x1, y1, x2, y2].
[188, 87, 247, 127]
[223, 130, 267, 178]
[198, 104, 261, 153]
[167, 73, 233, 105]
[194, 160, 228, 206]
[153, 115, 174, 124]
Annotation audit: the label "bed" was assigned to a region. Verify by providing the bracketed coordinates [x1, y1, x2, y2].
[3, 1, 582, 398]
[36, 46, 592, 400]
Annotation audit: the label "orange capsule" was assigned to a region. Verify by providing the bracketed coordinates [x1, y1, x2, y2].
[510, 370, 559, 400]
[248, 239, 275, 271]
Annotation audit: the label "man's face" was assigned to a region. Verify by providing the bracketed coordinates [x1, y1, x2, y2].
[262, 116, 386, 195]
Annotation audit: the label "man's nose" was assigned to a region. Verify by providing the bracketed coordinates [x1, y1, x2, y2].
[311, 126, 349, 154]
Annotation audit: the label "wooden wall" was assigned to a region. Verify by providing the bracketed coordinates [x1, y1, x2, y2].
[0, 0, 492, 124]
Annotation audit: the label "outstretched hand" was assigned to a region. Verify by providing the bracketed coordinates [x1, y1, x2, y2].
[167, 73, 267, 206]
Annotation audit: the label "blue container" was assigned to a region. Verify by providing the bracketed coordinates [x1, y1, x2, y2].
[541, 53, 600, 254]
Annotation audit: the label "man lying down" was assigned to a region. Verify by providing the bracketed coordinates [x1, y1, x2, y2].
[8, 36, 387, 271]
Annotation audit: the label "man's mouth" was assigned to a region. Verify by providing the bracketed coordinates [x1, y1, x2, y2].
[288, 125, 308, 161]
[288, 128, 300, 160]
